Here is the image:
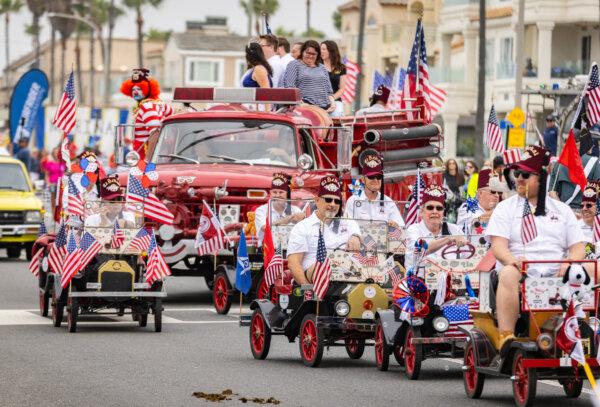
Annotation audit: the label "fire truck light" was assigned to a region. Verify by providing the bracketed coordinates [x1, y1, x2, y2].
[247, 189, 268, 199]
[173, 87, 301, 104]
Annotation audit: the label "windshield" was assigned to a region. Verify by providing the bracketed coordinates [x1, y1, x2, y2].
[0, 164, 30, 191]
[152, 120, 298, 167]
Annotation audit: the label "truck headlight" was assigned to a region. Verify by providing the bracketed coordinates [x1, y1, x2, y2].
[25, 211, 41, 223]
[335, 300, 350, 316]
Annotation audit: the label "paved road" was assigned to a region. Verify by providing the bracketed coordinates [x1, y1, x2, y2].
[0, 254, 594, 407]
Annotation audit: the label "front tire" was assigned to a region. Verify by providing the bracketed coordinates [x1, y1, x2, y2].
[299, 314, 324, 367]
[67, 297, 78, 333]
[403, 326, 422, 380]
[562, 378, 583, 398]
[154, 299, 162, 332]
[249, 309, 271, 360]
[463, 342, 485, 399]
[345, 338, 365, 359]
[375, 320, 391, 371]
[212, 272, 232, 315]
[51, 289, 64, 327]
[512, 349, 537, 407]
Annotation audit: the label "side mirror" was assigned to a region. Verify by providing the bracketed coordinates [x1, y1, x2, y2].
[125, 151, 140, 167]
[297, 154, 314, 171]
[337, 127, 353, 171]
[114, 124, 135, 166]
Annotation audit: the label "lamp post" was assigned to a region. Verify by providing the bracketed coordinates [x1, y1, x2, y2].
[47, 12, 110, 107]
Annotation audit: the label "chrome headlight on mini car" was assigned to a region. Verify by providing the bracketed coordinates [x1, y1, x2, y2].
[536, 333, 554, 351]
[125, 151, 140, 167]
[335, 300, 350, 317]
[25, 210, 41, 223]
[433, 316, 450, 333]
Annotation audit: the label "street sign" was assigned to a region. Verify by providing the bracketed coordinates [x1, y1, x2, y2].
[506, 107, 525, 127]
[507, 127, 526, 149]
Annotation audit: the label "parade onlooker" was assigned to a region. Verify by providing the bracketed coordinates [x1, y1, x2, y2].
[462, 160, 479, 198]
[282, 40, 334, 112]
[291, 42, 302, 59]
[29, 149, 41, 181]
[321, 40, 347, 117]
[242, 42, 273, 88]
[41, 147, 65, 213]
[259, 34, 284, 88]
[355, 85, 389, 116]
[15, 138, 31, 171]
[443, 158, 464, 222]
[543, 114, 559, 156]
[277, 37, 295, 71]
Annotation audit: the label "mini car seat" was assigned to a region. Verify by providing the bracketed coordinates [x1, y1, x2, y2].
[274, 268, 293, 295]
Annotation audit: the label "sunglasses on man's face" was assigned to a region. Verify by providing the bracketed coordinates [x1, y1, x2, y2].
[323, 197, 341, 205]
[513, 170, 532, 180]
[583, 203, 596, 209]
[366, 174, 383, 181]
[489, 190, 503, 196]
[425, 205, 444, 212]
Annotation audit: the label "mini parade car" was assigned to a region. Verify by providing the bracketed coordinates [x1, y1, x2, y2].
[64, 201, 166, 333]
[463, 260, 600, 407]
[241, 218, 393, 367]
[374, 234, 487, 379]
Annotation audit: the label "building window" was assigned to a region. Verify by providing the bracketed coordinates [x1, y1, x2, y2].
[582, 35, 591, 73]
[367, 15, 377, 29]
[485, 40, 494, 79]
[185, 58, 223, 86]
[235, 58, 248, 86]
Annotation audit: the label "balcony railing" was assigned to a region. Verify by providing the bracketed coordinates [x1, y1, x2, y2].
[551, 60, 590, 78]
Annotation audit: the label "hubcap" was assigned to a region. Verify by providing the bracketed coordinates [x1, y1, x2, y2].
[375, 325, 384, 364]
[514, 354, 528, 402]
[302, 320, 317, 360]
[214, 277, 228, 309]
[251, 314, 264, 352]
[465, 347, 476, 391]
[405, 330, 415, 371]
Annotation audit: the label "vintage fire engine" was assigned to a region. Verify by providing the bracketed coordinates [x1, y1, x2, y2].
[115, 87, 443, 312]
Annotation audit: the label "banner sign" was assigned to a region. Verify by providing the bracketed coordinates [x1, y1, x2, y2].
[9, 69, 49, 143]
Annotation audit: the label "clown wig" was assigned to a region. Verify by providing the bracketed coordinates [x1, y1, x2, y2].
[120, 77, 161, 100]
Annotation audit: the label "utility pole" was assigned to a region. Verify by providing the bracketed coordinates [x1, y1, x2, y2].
[354, 0, 367, 111]
[306, 0, 311, 34]
[474, 0, 486, 164]
[514, 0, 525, 108]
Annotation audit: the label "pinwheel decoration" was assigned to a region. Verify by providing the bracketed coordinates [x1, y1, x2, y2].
[129, 160, 159, 188]
[348, 178, 363, 196]
[71, 153, 100, 188]
[465, 196, 479, 213]
[393, 276, 430, 318]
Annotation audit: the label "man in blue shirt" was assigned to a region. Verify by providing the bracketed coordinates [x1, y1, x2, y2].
[15, 138, 31, 171]
[543, 114, 559, 156]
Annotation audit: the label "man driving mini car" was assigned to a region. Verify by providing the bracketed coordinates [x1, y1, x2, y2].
[404, 185, 465, 268]
[486, 145, 585, 349]
[84, 175, 136, 228]
[344, 153, 404, 228]
[287, 176, 361, 285]
[456, 168, 501, 233]
[578, 181, 600, 245]
[253, 172, 305, 245]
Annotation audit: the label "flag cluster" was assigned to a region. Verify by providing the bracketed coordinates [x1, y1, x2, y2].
[126, 174, 174, 225]
[146, 230, 171, 284]
[195, 201, 227, 256]
[312, 229, 332, 300]
[341, 57, 359, 105]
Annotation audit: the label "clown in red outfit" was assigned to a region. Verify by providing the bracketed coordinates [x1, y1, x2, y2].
[120, 68, 173, 159]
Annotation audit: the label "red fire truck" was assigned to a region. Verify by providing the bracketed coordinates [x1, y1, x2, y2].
[115, 87, 443, 313]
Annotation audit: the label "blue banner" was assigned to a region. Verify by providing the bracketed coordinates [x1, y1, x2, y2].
[9, 69, 49, 145]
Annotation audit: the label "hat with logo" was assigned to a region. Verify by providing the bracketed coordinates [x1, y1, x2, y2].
[99, 175, 122, 200]
[318, 175, 342, 199]
[360, 153, 383, 177]
[582, 182, 600, 204]
[271, 172, 291, 192]
[421, 185, 446, 206]
[511, 145, 551, 175]
[477, 168, 492, 190]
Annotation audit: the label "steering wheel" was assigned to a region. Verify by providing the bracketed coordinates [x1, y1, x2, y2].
[441, 242, 476, 259]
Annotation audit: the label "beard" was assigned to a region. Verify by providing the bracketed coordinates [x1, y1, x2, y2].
[325, 210, 338, 219]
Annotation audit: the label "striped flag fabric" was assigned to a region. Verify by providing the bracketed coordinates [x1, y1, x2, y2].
[405, 170, 425, 226]
[586, 63, 600, 126]
[442, 302, 477, 338]
[146, 230, 171, 284]
[263, 214, 282, 287]
[111, 220, 125, 249]
[593, 196, 600, 244]
[387, 68, 406, 111]
[341, 57, 359, 105]
[52, 69, 77, 134]
[195, 200, 227, 256]
[521, 199, 537, 244]
[126, 173, 174, 225]
[28, 220, 50, 276]
[60, 230, 83, 288]
[486, 105, 505, 153]
[78, 231, 102, 271]
[388, 224, 403, 241]
[312, 229, 332, 300]
[39, 220, 47, 236]
[67, 178, 84, 216]
[503, 148, 522, 165]
[128, 227, 151, 252]
[48, 221, 67, 274]
[351, 249, 379, 267]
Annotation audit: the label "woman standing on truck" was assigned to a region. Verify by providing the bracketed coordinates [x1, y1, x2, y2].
[241, 42, 273, 89]
[282, 40, 335, 113]
[320, 40, 346, 117]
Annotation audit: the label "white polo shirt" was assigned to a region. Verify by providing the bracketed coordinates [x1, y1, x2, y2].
[280, 53, 295, 70]
[404, 220, 463, 268]
[253, 202, 302, 245]
[344, 192, 405, 227]
[268, 55, 285, 88]
[486, 194, 585, 276]
[578, 218, 593, 243]
[287, 212, 361, 271]
[456, 202, 485, 232]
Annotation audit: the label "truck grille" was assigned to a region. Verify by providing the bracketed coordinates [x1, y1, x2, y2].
[0, 211, 24, 225]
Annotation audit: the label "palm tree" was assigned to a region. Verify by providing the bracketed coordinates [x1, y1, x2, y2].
[474, 0, 485, 164]
[105, 0, 124, 106]
[25, 0, 45, 69]
[88, 0, 110, 107]
[306, 0, 310, 34]
[72, 1, 89, 105]
[123, 0, 163, 67]
[239, 0, 252, 37]
[251, 0, 279, 35]
[0, 0, 23, 90]
[49, 0, 76, 90]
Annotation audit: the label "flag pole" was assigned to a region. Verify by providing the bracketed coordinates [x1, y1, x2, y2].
[239, 291, 243, 315]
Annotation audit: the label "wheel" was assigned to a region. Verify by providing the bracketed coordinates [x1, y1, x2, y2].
[138, 313, 148, 327]
[299, 314, 324, 367]
[394, 345, 405, 366]
[345, 338, 365, 359]
[7, 247, 21, 259]
[39, 289, 49, 317]
[67, 297, 78, 333]
[512, 349, 537, 407]
[375, 320, 391, 371]
[562, 378, 583, 398]
[154, 299, 162, 332]
[25, 243, 33, 261]
[51, 289, 64, 327]
[463, 342, 485, 399]
[249, 309, 271, 359]
[403, 326, 423, 380]
[212, 272, 232, 315]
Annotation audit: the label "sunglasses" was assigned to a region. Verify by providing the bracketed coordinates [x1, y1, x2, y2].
[305, 51, 318, 56]
[366, 174, 383, 181]
[489, 190, 503, 196]
[323, 197, 341, 205]
[513, 170, 532, 179]
[583, 203, 596, 209]
[425, 205, 445, 212]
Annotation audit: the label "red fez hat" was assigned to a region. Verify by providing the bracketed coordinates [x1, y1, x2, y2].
[361, 153, 383, 176]
[318, 175, 342, 198]
[477, 169, 492, 190]
[511, 145, 551, 175]
[421, 185, 446, 205]
[370, 85, 390, 106]
[271, 172, 291, 192]
[582, 182, 600, 204]
[99, 175, 122, 200]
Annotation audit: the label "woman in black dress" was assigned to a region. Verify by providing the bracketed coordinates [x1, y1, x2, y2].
[321, 40, 346, 117]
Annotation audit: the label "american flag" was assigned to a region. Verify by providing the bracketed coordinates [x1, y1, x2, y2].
[60, 230, 83, 288]
[48, 221, 67, 274]
[387, 68, 406, 111]
[503, 148, 522, 165]
[52, 69, 77, 134]
[486, 105, 505, 153]
[146, 230, 171, 284]
[195, 201, 227, 256]
[405, 170, 425, 226]
[67, 178, 84, 217]
[586, 63, 600, 126]
[388, 224, 403, 241]
[372, 70, 393, 92]
[126, 173, 174, 225]
[385, 256, 403, 287]
[265, 244, 283, 287]
[39, 220, 47, 236]
[351, 249, 379, 267]
[401, 19, 447, 121]
[28, 220, 49, 276]
[312, 229, 332, 300]
[78, 231, 102, 271]
[111, 220, 125, 249]
[341, 57, 359, 105]
[128, 227, 151, 252]
[594, 196, 600, 244]
[363, 234, 377, 251]
[521, 199, 537, 244]
[442, 303, 477, 338]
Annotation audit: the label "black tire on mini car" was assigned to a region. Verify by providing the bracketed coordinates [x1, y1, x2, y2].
[67, 297, 78, 333]
[299, 314, 324, 367]
[345, 338, 365, 359]
[138, 313, 148, 327]
[374, 319, 391, 371]
[403, 326, 422, 380]
[393, 344, 405, 366]
[463, 342, 485, 399]
[154, 299, 162, 332]
[249, 309, 271, 360]
[212, 272, 232, 315]
[562, 378, 583, 398]
[52, 289, 64, 328]
[512, 349, 537, 407]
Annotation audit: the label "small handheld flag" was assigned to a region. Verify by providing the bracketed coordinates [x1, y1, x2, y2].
[235, 229, 252, 295]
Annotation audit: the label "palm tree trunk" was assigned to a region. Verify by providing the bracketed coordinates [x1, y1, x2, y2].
[61, 37, 66, 92]
[136, 5, 143, 67]
[246, 10, 252, 36]
[474, 0, 485, 164]
[75, 31, 84, 104]
[306, 0, 311, 34]
[33, 15, 40, 69]
[104, 0, 115, 106]
[50, 28, 56, 103]
[89, 31, 95, 107]
[4, 13, 10, 91]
